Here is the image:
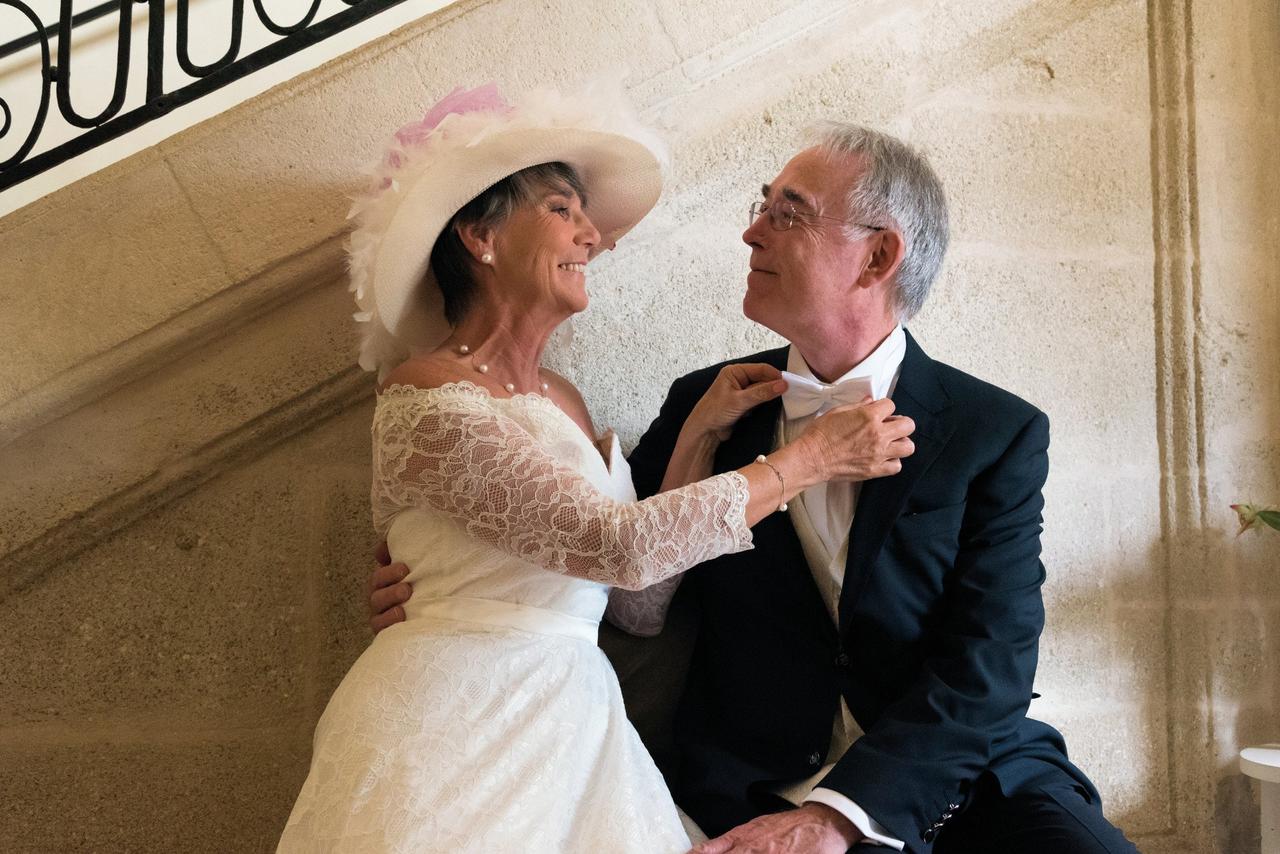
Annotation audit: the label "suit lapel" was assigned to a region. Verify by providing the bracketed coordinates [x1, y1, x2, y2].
[838, 331, 955, 631]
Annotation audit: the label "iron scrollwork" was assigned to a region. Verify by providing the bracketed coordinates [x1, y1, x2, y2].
[0, 0, 53, 171]
[0, 0, 409, 193]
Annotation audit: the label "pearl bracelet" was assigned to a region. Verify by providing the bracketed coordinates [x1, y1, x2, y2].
[755, 454, 788, 512]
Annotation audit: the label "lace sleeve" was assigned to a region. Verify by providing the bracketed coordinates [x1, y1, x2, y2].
[371, 386, 752, 591]
[604, 577, 683, 636]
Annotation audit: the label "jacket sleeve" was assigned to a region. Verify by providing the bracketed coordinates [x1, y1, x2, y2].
[817, 410, 1051, 850]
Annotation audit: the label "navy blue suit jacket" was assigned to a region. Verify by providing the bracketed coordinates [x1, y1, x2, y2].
[626, 332, 1096, 852]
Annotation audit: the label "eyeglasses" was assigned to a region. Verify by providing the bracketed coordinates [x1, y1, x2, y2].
[748, 200, 886, 233]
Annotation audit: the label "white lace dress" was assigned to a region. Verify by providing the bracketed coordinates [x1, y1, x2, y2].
[278, 382, 752, 853]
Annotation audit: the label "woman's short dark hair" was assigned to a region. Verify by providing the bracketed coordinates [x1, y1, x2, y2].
[428, 161, 588, 325]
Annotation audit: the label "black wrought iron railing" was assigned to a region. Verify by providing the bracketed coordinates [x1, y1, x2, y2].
[0, 0, 410, 193]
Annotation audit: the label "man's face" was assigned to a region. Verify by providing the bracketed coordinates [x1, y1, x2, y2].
[741, 147, 876, 343]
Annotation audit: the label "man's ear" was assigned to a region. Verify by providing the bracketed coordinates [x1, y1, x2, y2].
[455, 221, 495, 265]
[859, 228, 907, 289]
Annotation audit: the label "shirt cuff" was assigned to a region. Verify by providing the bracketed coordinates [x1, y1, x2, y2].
[805, 788, 905, 850]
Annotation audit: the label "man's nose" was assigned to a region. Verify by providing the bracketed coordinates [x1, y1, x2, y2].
[743, 213, 768, 248]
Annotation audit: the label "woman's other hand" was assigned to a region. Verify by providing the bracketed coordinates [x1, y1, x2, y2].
[687, 363, 789, 442]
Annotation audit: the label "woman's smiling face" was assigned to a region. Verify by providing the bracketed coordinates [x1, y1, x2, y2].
[489, 187, 600, 317]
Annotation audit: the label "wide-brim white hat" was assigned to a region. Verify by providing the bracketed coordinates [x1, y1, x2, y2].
[347, 83, 667, 379]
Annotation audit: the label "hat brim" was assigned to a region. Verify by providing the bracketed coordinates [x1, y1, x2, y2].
[372, 125, 663, 353]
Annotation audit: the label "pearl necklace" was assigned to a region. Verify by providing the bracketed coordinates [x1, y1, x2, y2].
[458, 344, 550, 395]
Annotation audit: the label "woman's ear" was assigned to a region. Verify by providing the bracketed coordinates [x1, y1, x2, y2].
[455, 221, 495, 265]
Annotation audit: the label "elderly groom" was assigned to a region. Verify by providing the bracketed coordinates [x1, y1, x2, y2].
[370, 123, 1136, 853]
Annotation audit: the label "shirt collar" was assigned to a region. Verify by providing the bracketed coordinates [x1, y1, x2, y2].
[785, 325, 906, 402]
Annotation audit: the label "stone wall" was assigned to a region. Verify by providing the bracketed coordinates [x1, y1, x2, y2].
[1, 0, 1276, 850]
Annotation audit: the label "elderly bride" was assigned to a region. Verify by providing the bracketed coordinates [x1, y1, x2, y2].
[277, 85, 913, 853]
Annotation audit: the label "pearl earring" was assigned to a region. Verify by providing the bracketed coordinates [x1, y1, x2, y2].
[481, 253, 493, 264]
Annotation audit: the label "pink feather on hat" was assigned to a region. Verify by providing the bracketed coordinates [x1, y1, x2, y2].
[396, 83, 512, 147]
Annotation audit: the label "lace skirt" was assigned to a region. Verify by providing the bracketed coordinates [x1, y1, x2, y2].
[278, 610, 693, 853]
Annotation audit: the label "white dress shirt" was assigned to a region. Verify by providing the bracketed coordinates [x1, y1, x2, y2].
[765, 326, 907, 850]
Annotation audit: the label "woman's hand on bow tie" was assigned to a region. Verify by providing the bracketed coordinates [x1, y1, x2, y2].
[790, 398, 916, 484]
[688, 363, 789, 442]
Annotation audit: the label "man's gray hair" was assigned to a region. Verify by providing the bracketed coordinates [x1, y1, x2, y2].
[808, 122, 949, 322]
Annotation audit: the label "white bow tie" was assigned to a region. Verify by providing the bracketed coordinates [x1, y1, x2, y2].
[780, 371, 875, 420]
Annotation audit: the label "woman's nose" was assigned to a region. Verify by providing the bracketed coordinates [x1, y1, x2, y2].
[576, 213, 601, 248]
[586, 238, 617, 261]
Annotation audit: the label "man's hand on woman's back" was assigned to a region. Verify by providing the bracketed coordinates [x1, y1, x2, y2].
[368, 541, 411, 633]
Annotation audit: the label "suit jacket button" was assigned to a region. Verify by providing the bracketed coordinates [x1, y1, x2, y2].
[808, 752, 821, 766]
[948, 802, 961, 811]
[922, 827, 938, 842]
[834, 652, 850, 668]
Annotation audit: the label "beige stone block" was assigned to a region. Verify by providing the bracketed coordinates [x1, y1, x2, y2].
[1038, 479, 1165, 682]
[636, 5, 925, 184]
[652, 0, 813, 60]
[282, 394, 374, 465]
[407, 0, 680, 95]
[914, 0, 1073, 59]
[1130, 836, 1212, 854]
[915, 254, 1158, 471]
[0, 154, 230, 407]
[1032, 622, 1104, 718]
[918, 0, 1150, 116]
[1043, 472, 1163, 575]
[1166, 536, 1221, 607]
[1191, 0, 1280, 115]
[1194, 114, 1280, 250]
[1164, 607, 1216, 836]
[0, 738, 306, 853]
[1204, 607, 1273, 702]
[1233, 656, 1280, 752]
[0, 397, 377, 729]
[160, 39, 430, 284]
[0, 452, 318, 727]
[657, 40, 915, 183]
[1197, 278, 1280, 507]
[1181, 611, 1280, 851]
[0, 279, 360, 559]
[911, 107, 1152, 257]
[1038, 596, 1167, 713]
[1234, 528, 1280, 600]
[313, 463, 382, 711]
[1104, 604, 1171, 698]
[1199, 351, 1280, 463]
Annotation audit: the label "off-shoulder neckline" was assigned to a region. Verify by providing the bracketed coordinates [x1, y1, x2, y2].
[376, 380, 615, 468]
[378, 379, 551, 404]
